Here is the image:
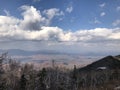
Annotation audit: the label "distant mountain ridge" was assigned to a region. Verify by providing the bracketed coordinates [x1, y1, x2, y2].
[0, 49, 65, 56]
[79, 55, 120, 72]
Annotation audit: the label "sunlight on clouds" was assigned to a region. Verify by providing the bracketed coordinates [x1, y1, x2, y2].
[108, 32, 120, 39]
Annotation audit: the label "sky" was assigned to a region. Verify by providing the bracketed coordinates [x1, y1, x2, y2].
[0, 0, 120, 55]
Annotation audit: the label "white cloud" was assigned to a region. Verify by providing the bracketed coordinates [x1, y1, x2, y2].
[99, 3, 106, 8]
[43, 8, 64, 25]
[66, 6, 73, 13]
[0, 17, 120, 42]
[3, 9, 10, 16]
[19, 5, 46, 30]
[73, 28, 114, 42]
[0, 16, 20, 31]
[112, 19, 120, 26]
[116, 6, 120, 11]
[0, 6, 120, 54]
[0, 5, 120, 50]
[2, 5, 64, 31]
[100, 12, 106, 17]
[93, 17, 101, 24]
[108, 32, 120, 39]
[33, 0, 40, 2]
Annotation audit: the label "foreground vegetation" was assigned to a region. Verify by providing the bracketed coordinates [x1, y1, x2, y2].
[0, 53, 120, 90]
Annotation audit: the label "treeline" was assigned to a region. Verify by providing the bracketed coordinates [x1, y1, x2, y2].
[0, 53, 120, 90]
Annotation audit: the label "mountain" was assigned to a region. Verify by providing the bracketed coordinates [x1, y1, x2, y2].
[115, 55, 120, 60]
[0, 49, 65, 56]
[79, 55, 120, 72]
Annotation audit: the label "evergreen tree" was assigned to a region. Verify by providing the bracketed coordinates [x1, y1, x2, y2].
[0, 79, 6, 90]
[20, 74, 27, 90]
[70, 65, 78, 90]
[37, 68, 47, 90]
[72, 65, 77, 81]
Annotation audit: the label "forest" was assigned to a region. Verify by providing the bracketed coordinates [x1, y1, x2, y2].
[0, 53, 120, 90]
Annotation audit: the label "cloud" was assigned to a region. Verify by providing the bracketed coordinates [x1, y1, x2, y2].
[0, 16, 20, 31]
[19, 5, 46, 30]
[108, 32, 120, 39]
[0, 6, 120, 54]
[112, 19, 120, 26]
[0, 17, 120, 43]
[99, 3, 106, 8]
[66, 6, 73, 13]
[100, 12, 106, 17]
[43, 8, 64, 25]
[116, 6, 120, 11]
[93, 17, 101, 24]
[3, 9, 10, 16]
[0, 26, 63, 41]
[0, 5, 120, 48]
[73, 28, 120, 42]
[1, 5, 63, 31]
[33, 0, 40, 2]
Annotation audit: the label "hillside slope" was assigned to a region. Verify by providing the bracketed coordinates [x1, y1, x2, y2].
[79, 55, 120, 72]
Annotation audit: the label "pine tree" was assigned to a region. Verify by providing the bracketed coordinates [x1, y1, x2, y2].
[0, 79, 6, 90]
[37, 68, 47, 90]
[72, 65, 77, 81]
[0, 53, 7, 90]
[20, 74, 27, 90]
[70, 65, 78, 90]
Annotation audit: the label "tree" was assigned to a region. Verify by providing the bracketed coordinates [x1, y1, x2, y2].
[20, 74, 27, 90]
[37, 68, 47, 90]
[0, 52, 8, 74]
[70, 65, 78, 90]
[72, 65, 77, 81]
[0, 53, 8, 90]
[52, 59, 56, 68]
[0, 79, 6, 90]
